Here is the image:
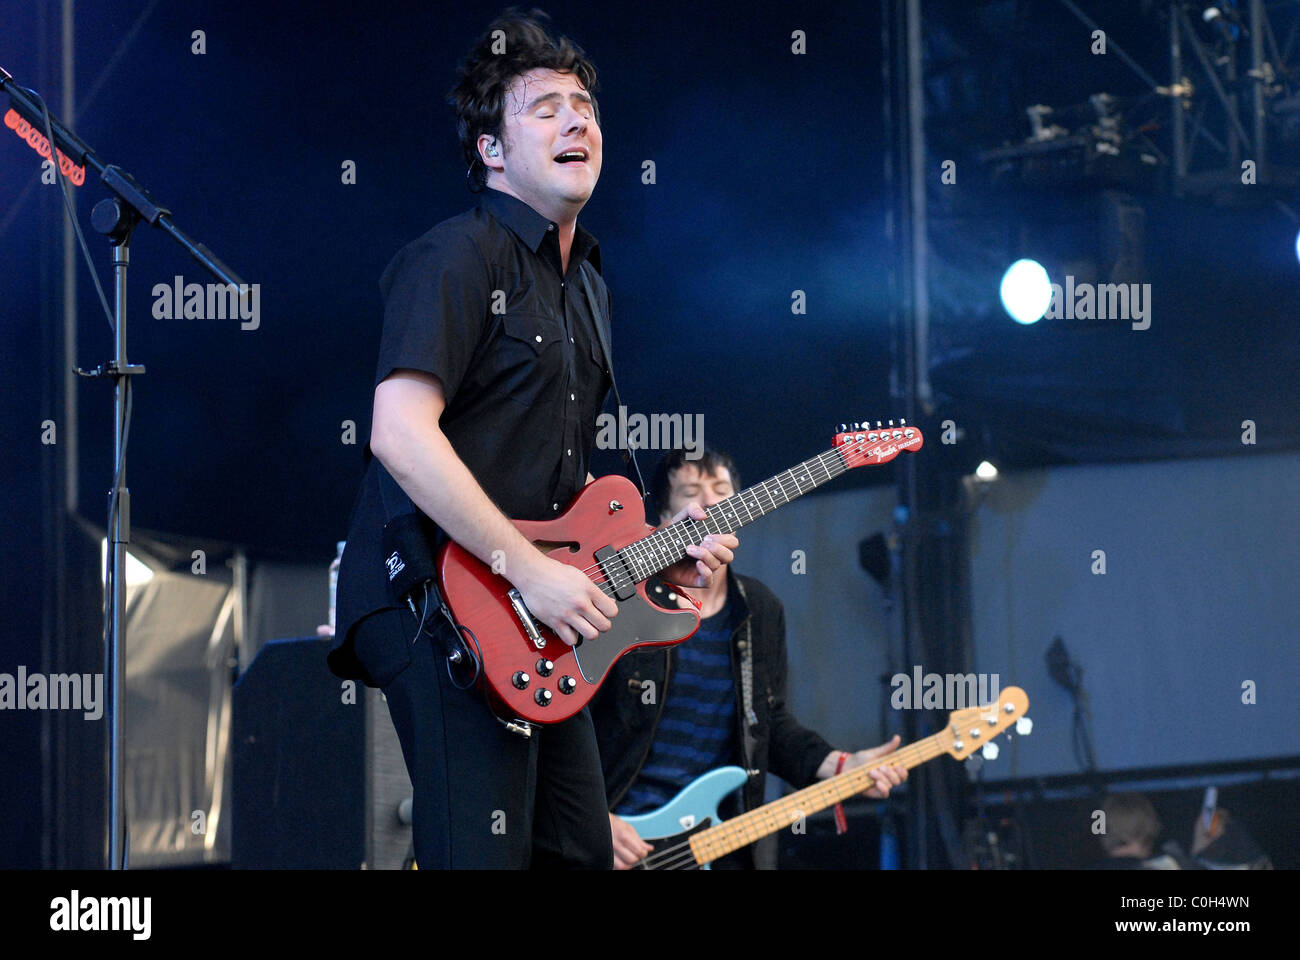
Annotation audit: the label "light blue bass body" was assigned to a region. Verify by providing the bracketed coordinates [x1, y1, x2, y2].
[619, 766, 748, 868]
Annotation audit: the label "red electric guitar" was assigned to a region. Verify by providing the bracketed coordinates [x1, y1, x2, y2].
[437, 421, 924, 724]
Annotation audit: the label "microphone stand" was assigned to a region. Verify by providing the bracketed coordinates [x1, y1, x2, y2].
[2, 66, 247, 870]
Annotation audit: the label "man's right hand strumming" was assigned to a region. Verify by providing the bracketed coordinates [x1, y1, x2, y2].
[372, 371, 619, 648]
[513, 551, 618, 646]
[609, 812, 653, 869]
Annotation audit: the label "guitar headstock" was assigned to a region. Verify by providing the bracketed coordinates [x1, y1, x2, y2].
[833, 420, 924, 469]
[941, 686, 1030, 760]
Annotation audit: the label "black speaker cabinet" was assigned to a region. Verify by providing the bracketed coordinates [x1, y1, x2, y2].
[232, 636, 413, 868]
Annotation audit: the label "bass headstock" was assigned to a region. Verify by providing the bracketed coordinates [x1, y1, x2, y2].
[941, 686, 1031, 760]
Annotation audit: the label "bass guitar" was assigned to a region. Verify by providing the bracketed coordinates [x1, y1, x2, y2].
[621, 686, 1031, 868]
[437, 422, 924, 723]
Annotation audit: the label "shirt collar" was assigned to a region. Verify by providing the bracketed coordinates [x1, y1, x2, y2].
[478, 187, 601, 273]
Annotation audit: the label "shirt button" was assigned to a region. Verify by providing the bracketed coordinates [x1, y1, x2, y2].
[570, 336, 574, 343]
[567, 449, 572, 456]
[570, 393, 575, 401]
[534, 335, 542, 343]
[552, 503, 558, 511]
[547, 223, 555, 232]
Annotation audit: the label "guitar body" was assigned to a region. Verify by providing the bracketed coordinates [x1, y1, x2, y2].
[436, 424, 924, 725]
[437, 475, 701, 723]
[621, 766, 748, 870]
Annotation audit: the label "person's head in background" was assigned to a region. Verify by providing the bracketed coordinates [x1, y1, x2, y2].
[1100, 792, 1162, 859]
[650, 448, 740, 526]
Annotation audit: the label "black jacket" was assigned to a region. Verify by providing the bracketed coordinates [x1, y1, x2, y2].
[592, 569, 834, 868]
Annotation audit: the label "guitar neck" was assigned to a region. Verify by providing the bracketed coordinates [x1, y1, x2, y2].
[618, 447, 852, 583]
[687, 732, 949, 866]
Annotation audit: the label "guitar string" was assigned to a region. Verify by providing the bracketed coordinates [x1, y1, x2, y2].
[579, 454, 837, 594]
[501, 442, 872, 661]
[636, 737, 953, 870]
[687, 737, 1003, 863]
[639, 701, 1011, 869]
[567, 443, 865, 596]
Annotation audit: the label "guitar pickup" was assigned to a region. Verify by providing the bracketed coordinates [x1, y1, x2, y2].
[507, 588, 545, 649]
[594, 546, 637, 601]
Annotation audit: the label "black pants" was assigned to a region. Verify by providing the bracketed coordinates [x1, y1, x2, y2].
[366, 607, 613, 869]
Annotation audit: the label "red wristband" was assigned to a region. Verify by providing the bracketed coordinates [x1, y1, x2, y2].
[833, 752, 850, 835]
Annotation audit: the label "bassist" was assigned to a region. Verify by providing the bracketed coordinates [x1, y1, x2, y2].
[594, 449, 906, 868]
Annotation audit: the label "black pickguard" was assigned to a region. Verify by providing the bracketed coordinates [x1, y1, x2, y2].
[570, 576, 697, 684]
[632, 819, 714, 871]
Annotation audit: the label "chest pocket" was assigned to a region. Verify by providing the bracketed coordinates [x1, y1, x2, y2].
[502, 312, 564, 355]
[492, 312, 566, 407]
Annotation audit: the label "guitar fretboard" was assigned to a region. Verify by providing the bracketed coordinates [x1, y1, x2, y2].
[686, 733, 952, 866]
[608, 447, 852, 587]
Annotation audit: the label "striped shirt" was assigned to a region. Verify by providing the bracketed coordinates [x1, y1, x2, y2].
[615, 603, 737, 816]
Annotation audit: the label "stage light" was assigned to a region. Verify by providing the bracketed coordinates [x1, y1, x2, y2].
[999, 259, 1052, 325]
[1294, 228, 1300, 265]
[974, 460, 999, 482]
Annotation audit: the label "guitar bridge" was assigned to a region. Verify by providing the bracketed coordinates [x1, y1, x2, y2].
[507, 588, 545, 649]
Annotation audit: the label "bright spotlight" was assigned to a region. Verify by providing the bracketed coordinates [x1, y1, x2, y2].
[1294, 229, 1300, 265]
[974, 460, 999, 482]
[1000, 259, 1052, 325]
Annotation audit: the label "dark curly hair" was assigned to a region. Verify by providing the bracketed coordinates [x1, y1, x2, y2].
[649, 449, 741, 522]
[447, 7, 601, 193]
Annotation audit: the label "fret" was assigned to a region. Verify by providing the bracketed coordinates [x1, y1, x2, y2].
[688, 735, 950, 863]
[601, 443, 864, 585]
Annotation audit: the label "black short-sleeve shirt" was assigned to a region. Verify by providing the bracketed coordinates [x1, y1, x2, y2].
[330, 188, 613, 684]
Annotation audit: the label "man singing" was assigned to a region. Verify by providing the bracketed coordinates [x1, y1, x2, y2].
[328, 9, 735, 868]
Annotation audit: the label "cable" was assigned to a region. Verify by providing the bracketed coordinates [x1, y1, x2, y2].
[27, 84, 115, 329]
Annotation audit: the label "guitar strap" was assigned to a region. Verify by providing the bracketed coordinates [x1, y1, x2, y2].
[579, 259, 648, 498]
[733, 578, 760, 766]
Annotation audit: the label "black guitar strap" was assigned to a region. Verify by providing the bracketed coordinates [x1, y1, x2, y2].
[579, 259, 648, 499]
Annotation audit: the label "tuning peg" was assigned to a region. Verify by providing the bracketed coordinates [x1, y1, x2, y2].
[852, 422, 860, 430]
[1016, 716, 1033, 736]
[900, 418, 907, 426]
[981, 741, 999, 761]
[888, 419, 895, 427]
[875, 420, 882, 429]
[840, 423, 847, 432]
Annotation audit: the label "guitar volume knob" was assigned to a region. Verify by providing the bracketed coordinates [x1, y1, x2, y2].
[558, 676, 577, 695]
[535, 689, 553, 707]
[512, 671, 530, 690]
[536, 659, 554, 677]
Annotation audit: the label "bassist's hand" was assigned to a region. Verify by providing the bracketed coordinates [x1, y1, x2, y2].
[658, 501, 738, 590]
[610, 813, 654, 869]
[514, 553, 618, 646]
